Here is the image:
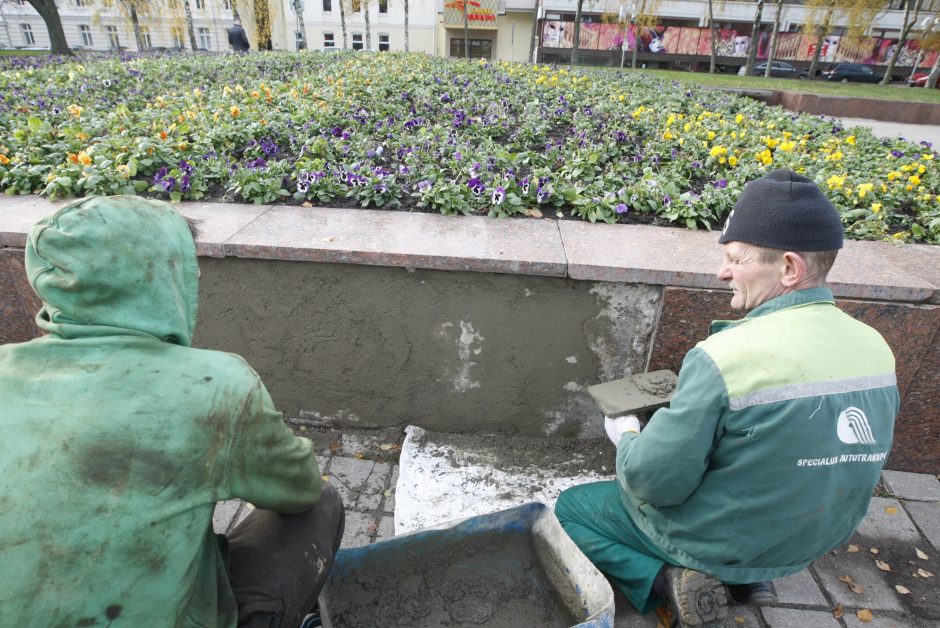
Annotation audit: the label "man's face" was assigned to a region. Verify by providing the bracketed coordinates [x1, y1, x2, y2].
[716, 241, 786, 310]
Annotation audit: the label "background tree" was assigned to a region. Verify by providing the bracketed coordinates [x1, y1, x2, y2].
[528, 0, 541, 62]
[630, 0, 659, 69]
[572, 0, 585, 64]
[403, 0, 409, 51]
[763, 0, 785, 77]
[744, 0, 765, 75]
[293, 0, 307, 49]
[183, 0, 198, 50]
[803, 0, 837, 80]
[880, 0, 934, 85]
[707, 0, 718, 73]
[23, 0, 72, 54]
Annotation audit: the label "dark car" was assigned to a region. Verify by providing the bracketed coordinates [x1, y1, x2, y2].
[906, 72, 940, 89]
[751, 61, 808, 79]
[819, 63, 884, 83]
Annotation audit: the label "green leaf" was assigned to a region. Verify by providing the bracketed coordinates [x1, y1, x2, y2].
[28, 117, 42, 132]
[588, 153, 599, 164]
[170, 191, 182, 202]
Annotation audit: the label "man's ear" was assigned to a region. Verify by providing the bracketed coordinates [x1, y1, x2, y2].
[780, 251, 808, 288]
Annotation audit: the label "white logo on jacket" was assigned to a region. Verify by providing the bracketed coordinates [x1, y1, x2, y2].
[837, 407, 876, 445]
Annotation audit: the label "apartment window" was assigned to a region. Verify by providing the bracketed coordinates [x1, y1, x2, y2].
[74, 0, 85, 6]
[79, 24, 93, 47]
[449, 38, 492, 59]
[21, 24, 35, 46]
[106, 25, 120, 49]
[352, 32, 363, 50]
[171, 27, 185, 49]
[140, 26, 152, 49]
[221, 0, 231, 9]
[323, 32, 334, 47]
[195, 0, 205, 9]
[351, 0, 361, 11]
[295, 31, 306, 50]
[198, 27, 211, 50]
[379, 0, 387, 13]
[378, 33, 389, 51]
[323, 0, 331, 11]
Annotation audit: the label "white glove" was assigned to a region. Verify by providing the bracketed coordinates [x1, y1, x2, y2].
[604, 414, 641, 445]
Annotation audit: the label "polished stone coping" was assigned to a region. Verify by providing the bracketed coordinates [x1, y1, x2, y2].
[1, 196, 936, 303]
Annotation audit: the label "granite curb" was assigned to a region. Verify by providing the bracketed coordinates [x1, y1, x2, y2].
[1, 195, 937, 304]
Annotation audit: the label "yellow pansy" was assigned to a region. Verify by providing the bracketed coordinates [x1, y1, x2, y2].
[871, 203, 882, 213]
[857, 183, 874, 198]
[827, 174, 845, 189]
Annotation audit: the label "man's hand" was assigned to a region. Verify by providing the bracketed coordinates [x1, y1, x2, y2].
[604, 414, 641, 445]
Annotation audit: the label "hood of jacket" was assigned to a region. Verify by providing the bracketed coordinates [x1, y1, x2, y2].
[25, 195, 199, 346]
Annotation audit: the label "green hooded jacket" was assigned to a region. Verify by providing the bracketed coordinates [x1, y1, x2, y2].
[0, 196, 322, 627]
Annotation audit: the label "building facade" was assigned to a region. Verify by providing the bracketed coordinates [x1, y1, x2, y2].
[0, 0, 930, 71]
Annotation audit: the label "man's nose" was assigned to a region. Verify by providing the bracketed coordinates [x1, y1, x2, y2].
[716, 262, 731, 281]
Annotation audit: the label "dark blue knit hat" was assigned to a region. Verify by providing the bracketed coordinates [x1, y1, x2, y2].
[719, 169, 844, 251]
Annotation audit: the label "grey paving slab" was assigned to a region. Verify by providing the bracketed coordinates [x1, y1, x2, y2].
[355, 461, 391, 510]
[856, 497, 923, 543]
[176, 201, 271, 258]
[869, 241, 940, 304]
[224, 205, 568, 277]
[904, 501, 940, 549]
[774, 568, 828, 606]
[325, 456, 376, 510]
[826, 239, 935, 303]
[611, 586, 660, 628]
[882, 471, 940, 502]
[842, 614, 918, 628]
[560, 221, 726, 289]
[374, 514, 395, 542]
[0, 198, 69, 246]
[813, 550, 905, 613]
[838, 117, 940, 151]
[340, 510, 377, 548]
[212, 499, 244, 534]
[559, 221, 932, 303]
[760, 607, 841, 628]
[384, 465, 399, 514]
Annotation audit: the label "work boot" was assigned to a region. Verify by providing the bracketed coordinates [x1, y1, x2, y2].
[663, 567, 728, 626]
[727, 581, 777, 606]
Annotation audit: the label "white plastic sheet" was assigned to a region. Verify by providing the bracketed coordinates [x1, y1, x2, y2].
[395, 425, 615, 535]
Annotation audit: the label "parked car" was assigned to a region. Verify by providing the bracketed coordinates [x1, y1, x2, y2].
[906, 72, 940, 89]
[818, 63, 884, 83]
[750, 60, 808, 79]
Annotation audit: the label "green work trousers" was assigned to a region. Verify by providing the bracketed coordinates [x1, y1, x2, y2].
[555, 480, 674, 615]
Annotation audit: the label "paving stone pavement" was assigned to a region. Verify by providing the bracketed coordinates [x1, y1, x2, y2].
[213, 427, 940, 627]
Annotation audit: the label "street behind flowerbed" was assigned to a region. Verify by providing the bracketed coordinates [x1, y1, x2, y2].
[0, 51, 938, 243]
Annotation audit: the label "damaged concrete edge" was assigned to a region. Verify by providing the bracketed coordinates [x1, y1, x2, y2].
[0, 196, 936, 303]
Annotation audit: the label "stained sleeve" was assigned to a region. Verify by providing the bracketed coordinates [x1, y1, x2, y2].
[227, 375, 322, 514]
[615, 347, 727, 507]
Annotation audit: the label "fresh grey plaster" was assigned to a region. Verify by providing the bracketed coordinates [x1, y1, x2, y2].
[195, 257, 662, 437]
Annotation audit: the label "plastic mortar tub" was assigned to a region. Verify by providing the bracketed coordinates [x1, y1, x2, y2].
[318, 502, 615, 628]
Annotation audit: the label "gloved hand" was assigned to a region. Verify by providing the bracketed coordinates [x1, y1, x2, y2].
[604, 414, 641, 445]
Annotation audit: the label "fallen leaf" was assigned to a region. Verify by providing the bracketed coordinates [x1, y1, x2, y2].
[366, 522, 379, 534]
[298, 425, 307, 431]
[329, 441, 342, 455]
[916, 548, 929, 560]
[917, 568, 934, 578]
[847, 544, 860, 553]
[875, 559, 892, 571]
[322, 236, 334, 243]
[857, 609, 874, 623]
[838, 575, 855, 584]
[849, 582, 865, 594]
[354, 452, 365, 459]
[555, 211, 563, 218]
[832, 604, 844, 619]
[884, 506, 898, 515]
[526, 208, 543, 218]
[733, 616, 746, 625]
[246, 502, 256, 511]
[301, 201, 312, 207]
[870, 547, 880, 554]
[322, 475, 331, 483]
[379, 444, 401, 452]
[895, 585, 911, 595]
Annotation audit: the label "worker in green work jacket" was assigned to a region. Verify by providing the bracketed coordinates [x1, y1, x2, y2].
[556, 169, 899, 626]
[0, 196, 344, 627]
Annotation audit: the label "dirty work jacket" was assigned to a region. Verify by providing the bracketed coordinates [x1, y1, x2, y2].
[0, 197, 322, 628]
[615, 288, 898, 584]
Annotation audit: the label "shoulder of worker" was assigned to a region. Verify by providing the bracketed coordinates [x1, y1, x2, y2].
[160, 343, 269, 395]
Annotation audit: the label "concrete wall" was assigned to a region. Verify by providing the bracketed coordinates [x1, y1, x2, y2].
[195, 257, 661, 438]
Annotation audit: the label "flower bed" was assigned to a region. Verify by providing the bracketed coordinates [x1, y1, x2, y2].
[1, 51, 938, 243]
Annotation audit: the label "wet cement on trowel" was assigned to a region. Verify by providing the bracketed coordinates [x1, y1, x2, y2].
[325, 530, 579, 627]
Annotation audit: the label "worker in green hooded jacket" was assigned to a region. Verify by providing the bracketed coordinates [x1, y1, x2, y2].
[0, 196, 344, 627]
[556, 170, 899, 627]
